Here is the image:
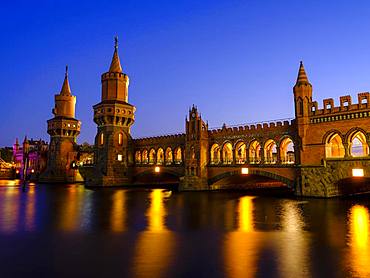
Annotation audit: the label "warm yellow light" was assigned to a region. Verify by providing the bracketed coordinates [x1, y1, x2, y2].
[31, 169, 35, 173]
[16, 170, 19, 174]
[155, 166, 160, 173]
[352, 168, 364, 177]
[241, 168, 249, 175]
[117, 154, 123, 161]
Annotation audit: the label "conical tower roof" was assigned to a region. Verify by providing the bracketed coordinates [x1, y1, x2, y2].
[295, 61, 311, 85]
[60, 65, 71, 95]
[109, 36, 123, 73]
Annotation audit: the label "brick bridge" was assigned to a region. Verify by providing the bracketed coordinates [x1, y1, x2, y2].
[59, 43, 369, 197]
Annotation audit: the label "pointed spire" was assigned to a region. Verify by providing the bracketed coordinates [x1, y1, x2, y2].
[109, 36, 123, 73]
[60, 65, 71, 95]
[296, 61, 310, 85]
[15, 138, 19, 145]
[23, 135, 28, 144]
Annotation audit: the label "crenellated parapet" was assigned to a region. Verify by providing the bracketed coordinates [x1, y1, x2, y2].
[309, 92, 370, 124]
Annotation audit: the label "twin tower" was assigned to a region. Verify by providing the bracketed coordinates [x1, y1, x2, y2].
[40, 39, 135, 184]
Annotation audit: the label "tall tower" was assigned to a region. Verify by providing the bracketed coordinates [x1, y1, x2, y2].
[90, 37, 135, 186]
[40, 67, 82, 183]
[181, 105, 209, 190]
[293, 61, 312, 164]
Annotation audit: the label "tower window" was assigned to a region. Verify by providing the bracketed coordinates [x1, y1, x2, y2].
[118, 133, 123, 145]
[117, 154, 123, 161]
[100, 133, 104, 145]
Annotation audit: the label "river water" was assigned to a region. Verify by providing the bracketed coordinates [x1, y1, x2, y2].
[0, 180, 369, 278]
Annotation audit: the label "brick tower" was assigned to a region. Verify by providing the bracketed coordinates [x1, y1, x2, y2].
[40, 67, 82, 183]
[180, 105, 209, 190]
[89, 37, 135, 186]
[293, 61, 312, 164]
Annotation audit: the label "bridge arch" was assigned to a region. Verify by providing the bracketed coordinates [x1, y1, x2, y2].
[210, 143, 221, 165]
[221, 141, 233, 165]
[208, 169, 295, 189]
[279, 136, 295, 164]
[234, 140, 247, 164]
[248, 139, 262, 164]
[345, 128, 369, 157]
[324, 130, 345, 158]
[263, 139, 277, 164]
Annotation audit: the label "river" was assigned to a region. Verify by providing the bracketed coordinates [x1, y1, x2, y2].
[0, 180, 369, 277]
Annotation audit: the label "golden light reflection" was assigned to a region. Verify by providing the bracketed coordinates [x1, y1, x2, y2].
[131, 189, 175, 278]
[348, 205, 370, 277]
[111, 190, 126, 232]
[0, 187, 20, 233]
[278, 202, 310, 277]
[25, 186, 36, 231]
[60, 185, 85, 232]
[224, 196, 257, 278]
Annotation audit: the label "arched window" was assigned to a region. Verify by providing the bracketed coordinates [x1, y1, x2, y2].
[165, 147, 173, 165]
[210, 144, 220, 165]
[135, 151, 141, 164]
[99, 132, 104, 145]
[264, 139, 277, 164]
[157, 148, 164, 165]
[249, 140, 261, 164]
[190, 146, 196, 160]
[235, 141, 246, 164]
[174, 147, 182, 164]
[149, 149, 156, 164]
[349, 131, 369, 157]
[142, 149, 148, 164]
[222, 142, 233, 164]
[325, 133, 345, 158]
[280, 137, 295, 164]
[118, 133, 123, 145]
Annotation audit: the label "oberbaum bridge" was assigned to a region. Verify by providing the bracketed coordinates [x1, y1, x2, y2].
[36, 39, 370, 198]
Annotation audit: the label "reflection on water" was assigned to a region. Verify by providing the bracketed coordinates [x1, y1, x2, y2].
[224, 196, 258, 278]
[348, 205, 370, 277]
[132, 189, 175, 278]
[111, 190, 126, 232]
[0, 187, 20, 233]
[278, 201, 310, 277]
[0, 180, 369, 277]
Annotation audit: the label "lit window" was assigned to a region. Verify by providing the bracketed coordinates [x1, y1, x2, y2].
[155, 166, 160, 173]
[118, 133, 123, 145]
[117, 154, 123, 161]
[241, 168, 249, 175]
[100, 133, 104, 145]
[352, 168, 364, 177]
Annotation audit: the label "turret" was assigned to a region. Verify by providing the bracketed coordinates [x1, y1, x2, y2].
[52, 66, 76, 118]
[40, 67, 82, 183]
[293, 61, 312, 119]
[100, 37, 130, 102]
[90, 37, 136, 187]
[13, 138, 19, 152]
[23, 136, 29, 155]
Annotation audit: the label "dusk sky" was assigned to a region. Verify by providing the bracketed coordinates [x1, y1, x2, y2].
[1, 0, 370, 146]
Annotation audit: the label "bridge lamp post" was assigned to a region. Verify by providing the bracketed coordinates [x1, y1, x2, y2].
[241, 168, 249, 175]
[352, 168, 364, 177]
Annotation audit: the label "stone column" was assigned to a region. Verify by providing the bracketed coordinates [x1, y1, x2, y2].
[343, 143, 350, 158]
[276, 144, 281, 164]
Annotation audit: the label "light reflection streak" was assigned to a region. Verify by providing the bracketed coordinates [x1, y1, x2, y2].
[59, 186, 85, 232]
[110, 190, 126, 232]
[25, 186, 36, 231]
[224, 196, 257, 278]
[348, 205, 370, 277]
[132, 189, 175, 278]
[0, 187, 20, 233]
[278, 201, 310, 277]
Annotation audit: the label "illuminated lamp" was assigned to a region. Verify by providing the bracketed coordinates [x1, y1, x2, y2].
[117, 154, 123, 161]
[241, 168, 249, 175]
[155, 166, 160, 173]
[352, 168, 364, 177]
[31, 169, 35, 173]
[16, 170, 19, 174]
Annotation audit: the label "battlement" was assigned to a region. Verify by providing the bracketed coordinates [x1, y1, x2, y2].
[310, 92, 370, 117]
[133, 133, 186, 145]
[101, 72, 129, 80]
[208, 118, 295, 136]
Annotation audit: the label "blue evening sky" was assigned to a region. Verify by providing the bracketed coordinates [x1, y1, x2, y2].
[1, 0, 370, 146]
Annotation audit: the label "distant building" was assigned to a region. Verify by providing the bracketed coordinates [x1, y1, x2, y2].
[13, 137, 48, 179]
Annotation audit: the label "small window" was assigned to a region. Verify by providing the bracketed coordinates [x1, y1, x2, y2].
[326, 104, 332, 110]
[100, 133, 104, 145]
[361, 98, 368, 104]
[118, 133, 123, 145]
[117, 154, 123, 161]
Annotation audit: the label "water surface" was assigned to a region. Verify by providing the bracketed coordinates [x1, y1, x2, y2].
[0, 180, 369, 277]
